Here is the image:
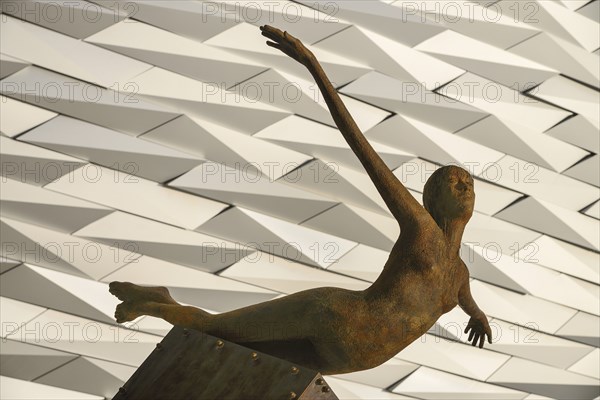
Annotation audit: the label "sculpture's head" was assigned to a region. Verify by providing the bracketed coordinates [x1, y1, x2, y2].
[423, 165, 475, 226]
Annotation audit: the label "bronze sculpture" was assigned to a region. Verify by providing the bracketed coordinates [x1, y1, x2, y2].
[109, 25, 492, 375]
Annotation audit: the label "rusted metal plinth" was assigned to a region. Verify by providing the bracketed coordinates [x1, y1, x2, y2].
[112, 326, 338, 400]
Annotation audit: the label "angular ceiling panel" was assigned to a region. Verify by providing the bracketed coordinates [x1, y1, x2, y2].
[168, 162, 337, 224]
[19, 115, 204, 183]
[0, 95, 56, 138]
[0, 66, 180, 136]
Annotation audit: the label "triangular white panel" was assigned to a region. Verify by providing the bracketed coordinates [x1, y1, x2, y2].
[341, 71, 487, 133]
[279, 158, 397, 215]
[0, 296, 46, 338]
[584, 201, 600, 220]
[0, 136, 85, 187]
[565, 155, 599, 187]
[46, 165, 227, 230]
[0, 95, 56, 138]
[168, 162, 337, 224]
[569, 348, 600, 379]
[531, 75, 599, 130]
[0, 264, 120, 324]
[314, 25, 464, 90]
[141, 115, 311, 181]
[230, 68, 389, 132]
[493, 0, 599, 52]
[368, 115, 504, 176]
[1, 66, 180, 136]
[488, 357, 600, 399]
[0, 376, 103, 400]
[391, 0, 540, 49]
[0, 338, 76, 381]
[461, 243, 529, 294]
[0, 256, 20, 274]
[391, 366, 527, 399]
[463, 212, 542, 257]
[545, 115, 599, 154]
[296, 0, 445, 46]
[0, 53, 29, 79]
[488, 319, 594, 369]
[456, 115, 589, 172]
[509, 32, 599, 88]
[301, 203, 399, 251]
[3, 0, 125, 38]
[469, 280, 578, 334]
[0, 217, 135, 279]
[415, 30, 557, 88]
[332, 357, 418, 391]
[467, 244, 599, 314]
[86, 20, 265, 88]
[205, 22, 369, 87]
[326, 376, 415, 399]
[396, 334, 510, 381]
[13, 309, 161, 366]
[478, 155, 599, 211]
[437, 72, 572, 132]
[255, 115, 414, 173]
[88, 0, 240, 42]
[513, 235, 599, 284]
[496, 197, 599, 251]
[123, 66, 290, 134]
[35, 356, 137, 399]
[0, 178, 111, 233]
[556, 312, 600, 347]
[19, 115, 204, 183]
[74, 211, 253, 273]
[197, 207, 357, 268]
[0, 15, 150, 87]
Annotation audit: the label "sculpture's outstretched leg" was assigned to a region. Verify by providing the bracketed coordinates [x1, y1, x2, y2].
[110, 282, 210, 326]
[109, 282, 329, 343]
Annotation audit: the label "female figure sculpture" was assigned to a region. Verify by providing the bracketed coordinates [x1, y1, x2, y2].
[109, 25, 492, 375]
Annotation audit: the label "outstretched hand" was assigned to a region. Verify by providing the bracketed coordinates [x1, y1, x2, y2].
[465, 313, 492, 348]
[260, 25, 315, 66]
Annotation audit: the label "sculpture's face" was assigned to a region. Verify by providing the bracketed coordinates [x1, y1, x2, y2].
[423, 166, 475, 223]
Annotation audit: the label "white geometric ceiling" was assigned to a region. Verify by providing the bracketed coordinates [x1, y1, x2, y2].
[0, 0, 599, 399]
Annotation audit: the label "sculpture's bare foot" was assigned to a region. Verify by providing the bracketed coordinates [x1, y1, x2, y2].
[114, 301, 156, 323]
[109, 281, 175, 305]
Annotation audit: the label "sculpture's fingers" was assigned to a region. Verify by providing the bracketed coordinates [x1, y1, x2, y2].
[468, 329, 475, 342]
[266, 41, 281, 50]
[464, 324, 471, 334]
[485, 325, 493, 343]
[478, 334, 485, 348]
[261, 25, 284, 40]
[471, 333, 479, 346]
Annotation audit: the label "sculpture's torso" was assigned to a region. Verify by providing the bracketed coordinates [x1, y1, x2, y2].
[297, 226, 469, 374]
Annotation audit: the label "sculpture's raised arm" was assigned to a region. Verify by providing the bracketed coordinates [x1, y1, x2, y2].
[260, 25, 427, 228]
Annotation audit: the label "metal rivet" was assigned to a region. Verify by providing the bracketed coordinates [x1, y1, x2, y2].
[183, 328, 189, 336]
[315, 378, 324, 385]
[156, 343, 162, 350]
[215, 340, 224, 349]
[290, 366, 299, 375]
[118, 386, 127, 393]
[289, 392, 297, 399]
[321, 386, 330, 393]
[250, 351, 259, 362]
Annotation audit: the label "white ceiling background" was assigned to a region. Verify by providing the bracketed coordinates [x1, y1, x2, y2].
[0, 0, 599, 399]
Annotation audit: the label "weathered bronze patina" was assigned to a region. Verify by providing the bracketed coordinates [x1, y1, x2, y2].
[109, 25, 492, 375]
